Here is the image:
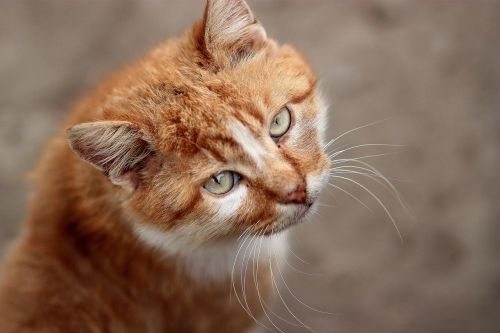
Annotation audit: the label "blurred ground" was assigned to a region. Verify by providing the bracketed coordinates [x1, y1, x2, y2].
[1, 1, 499, 332]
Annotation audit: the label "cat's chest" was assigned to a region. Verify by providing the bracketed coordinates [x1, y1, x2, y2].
[126, 227, 286, 332]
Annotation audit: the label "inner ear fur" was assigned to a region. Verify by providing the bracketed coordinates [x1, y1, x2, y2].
[67, 121, 154, 188]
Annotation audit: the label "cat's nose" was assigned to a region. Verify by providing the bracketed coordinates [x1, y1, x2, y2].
[282, 179, 307, 205]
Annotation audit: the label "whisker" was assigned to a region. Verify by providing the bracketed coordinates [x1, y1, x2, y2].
[331, 150, 405, 164]
[231, 227, 252, 302]
[268, 252, 317, 333]
[238, 224, 254, 242]
[231, 229, 272, 332]
[347, 159, 414, 219]
[327, 182, 372, 211]
[276, 251, 335, 315]
[323, 118, 392, 151]
[330, 175, 404, 243]
[330, 169, 399, 202]
[231, 228, 251, 304]
[314, 202, 335, 209]
[252, 231, 293, 332]
[332, 164, 401, 183]
[285, 241, 312, 266]
[329, 143, 405, 160]
[288, 230, 330, 277]
[330, 170, 388, 189]
[241, 233, 258, 321]
[283, 255, 326, 278]
[331, 159, 415, 220]
[249, 230, 281, 333]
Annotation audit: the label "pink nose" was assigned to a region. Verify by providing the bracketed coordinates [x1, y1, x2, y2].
[282, 179, 307, 205]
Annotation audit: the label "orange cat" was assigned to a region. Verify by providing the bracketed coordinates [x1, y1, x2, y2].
[0, 0, 329, 332]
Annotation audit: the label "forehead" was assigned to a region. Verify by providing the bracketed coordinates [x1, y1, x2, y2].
[213, 46, 316, 109]
[151, 46, 316, 161]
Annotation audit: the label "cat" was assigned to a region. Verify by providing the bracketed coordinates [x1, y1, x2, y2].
[0, 0, 329, 332]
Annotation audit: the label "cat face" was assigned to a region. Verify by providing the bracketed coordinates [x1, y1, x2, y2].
[68, 0, 329, 243]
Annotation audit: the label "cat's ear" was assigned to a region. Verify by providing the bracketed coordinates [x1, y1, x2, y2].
[67, 121, 153, 190]
[199, 0, 267, 66]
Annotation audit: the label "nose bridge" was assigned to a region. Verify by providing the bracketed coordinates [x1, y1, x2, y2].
[262, 156, 307, 204]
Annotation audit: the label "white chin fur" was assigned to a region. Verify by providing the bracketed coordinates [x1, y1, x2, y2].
[133, 223, 288, 283]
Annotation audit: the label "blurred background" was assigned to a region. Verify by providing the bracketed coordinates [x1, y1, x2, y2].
[1, 0, 499, 332]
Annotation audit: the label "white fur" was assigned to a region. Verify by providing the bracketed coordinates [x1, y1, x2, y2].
[191, 184, 249, 240]
[211, 183, 248, 218]
[286, 92, 327, 149]
[307, 168, 329, 201]
[286, 105, 305, 148]
[230, 120, 267, 168]
[133, 223, 287, 283]
[315, 92, 329, 145]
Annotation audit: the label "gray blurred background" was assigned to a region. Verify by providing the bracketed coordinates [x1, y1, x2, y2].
[1, 1, 499, 332]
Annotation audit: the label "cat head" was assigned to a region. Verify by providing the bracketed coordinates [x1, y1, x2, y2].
[67, 0, 330, 244]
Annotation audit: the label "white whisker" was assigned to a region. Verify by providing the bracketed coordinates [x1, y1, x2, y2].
[230, 228, 273, 332]
[327, 182, 372, 211]
[253, 231, 297, 332]
[285, 241, 312, 266]
[241, 233, 257, 320]
[268, 251, 316, 333]
[330, 175, 404, 242]
[323, 118, 392, 151]
[331, 150, 405, 163]
[329, 143, 405, 159]
[331, 159, 415, 220]
[249, 230, 280, 332]
[283, 254, 326, 278]
[276, 252, 335, 315]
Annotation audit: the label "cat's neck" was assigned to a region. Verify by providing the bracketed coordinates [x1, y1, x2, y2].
[132, 222, 288, 283]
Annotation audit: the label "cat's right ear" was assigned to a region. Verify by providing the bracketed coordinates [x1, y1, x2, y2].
[67, 121, 154, 190]
[197, 0, 268, 67]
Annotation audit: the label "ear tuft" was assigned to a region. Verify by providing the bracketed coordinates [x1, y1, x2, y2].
[67, 121, 153, 188]
[201, 0, 267, 66]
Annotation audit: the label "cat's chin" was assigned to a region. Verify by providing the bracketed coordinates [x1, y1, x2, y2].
[261, 201, 317, 236]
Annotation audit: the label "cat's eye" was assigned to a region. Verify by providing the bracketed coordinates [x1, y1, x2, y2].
[203, 171, 240, 195]
[270, 106, 291, 141]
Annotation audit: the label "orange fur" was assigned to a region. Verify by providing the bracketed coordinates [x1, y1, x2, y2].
[0, 1, 329, 332]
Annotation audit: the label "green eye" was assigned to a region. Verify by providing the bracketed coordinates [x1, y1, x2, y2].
[270, 106, 291, 140]
[203, 171, 240, 195]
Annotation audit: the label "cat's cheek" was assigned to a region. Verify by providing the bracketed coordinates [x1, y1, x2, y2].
[203, 184, 248, 220]
[315, 93, 329, 146]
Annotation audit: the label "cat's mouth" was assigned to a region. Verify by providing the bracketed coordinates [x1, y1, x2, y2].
[259, 201, 316, 235]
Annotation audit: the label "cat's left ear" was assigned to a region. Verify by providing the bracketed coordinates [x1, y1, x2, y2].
[198, 0, 268, 67]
